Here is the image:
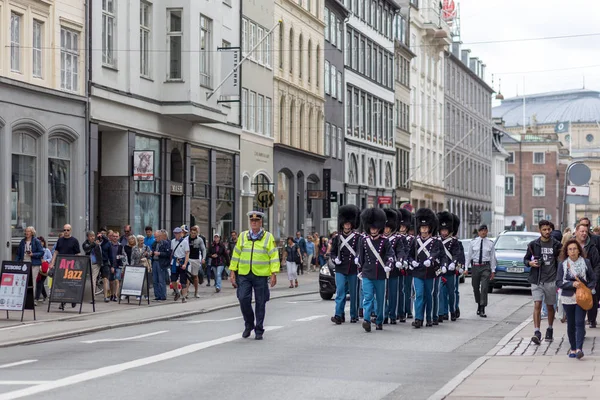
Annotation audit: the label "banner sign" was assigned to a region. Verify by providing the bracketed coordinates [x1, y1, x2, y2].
[219, 48, 240, 97]
[120, 266, 150, 306]
[133, 150, 155, 181]
[48, 255, 95, 314]
[0, 261, 35, 321]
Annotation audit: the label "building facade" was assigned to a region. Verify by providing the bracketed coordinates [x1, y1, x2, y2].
[273, 0, 326, 239]
[409, 0, 451, 213]
[89, 0, 241, 240]
[394, 7, 414, 207]
[444, 42, 493, 238]
[343, 0, 398, 210]
[0, 0, 87, 259]
[491, 126, 510, 236]
[239, 0, 275, 232]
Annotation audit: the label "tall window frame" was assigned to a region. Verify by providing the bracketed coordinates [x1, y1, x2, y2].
[32, 20, 43, 78]
[167, 9, 183, 80]
[199, 14, 212, 88]
[60, 28, 80, 92]
[11, 11, 22, 72]
[140, 1, 151, 77]
[102, 0, 116, 67]
[11, 132, 37, 238]
[48, 137, 71, 236]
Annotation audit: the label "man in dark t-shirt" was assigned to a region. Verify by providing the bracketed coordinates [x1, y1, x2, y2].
[50, 223, 81, 310]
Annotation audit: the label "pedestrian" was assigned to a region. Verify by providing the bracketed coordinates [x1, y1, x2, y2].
[524, 220, 562, 344]
[452, 214, 465, 319]
[151, 230, 170, 301]
[144, 226, 155, 248]
[437, 211, 462, 323]
[15, 226, 44, 291]
[49, 224, 81, 310]
[407, 208, 444, 328]
[556, 239, 596, 359]
[35, 236, 52, 303]
[229, 211, 280, 340]
[208, 234, 229, 293]
[305, 235, 315, 272]
[465, 224, 496, 318]
[573, 222, 600, 328]
[170, 227, 190, 302]
[318, 237, 329, 267]
[329, 205, 361, 325]
[295, 231, 307, 275]
[119, 225, 132, 247]
[283, 237, 301, 288]
[108, 231, 126, 302]
[396, 208, 414, 322]
[357, 208, 394, 332]
[82, 231, 106, 303]
[383, 208, 401, 325]
[188, 226, 206, 298]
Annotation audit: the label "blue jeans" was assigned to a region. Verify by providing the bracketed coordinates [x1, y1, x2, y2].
[440, 274, 457, 316]
[432, 277, 441, 320]
[152, 261, 166, 300]
[237, 272, 269, 334]
[212, 265, 225, 289]
[385, 276, 399, 320]
[399, 275, 413, 317]
[362, 278, 385, 324]
[563, 303, 586, 350]
[335, 273, 358, 319]
[414, 277, 435, 322]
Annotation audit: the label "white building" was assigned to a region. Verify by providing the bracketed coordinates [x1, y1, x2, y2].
[89, 0, 241, 238]
[491, 126, 510, 236]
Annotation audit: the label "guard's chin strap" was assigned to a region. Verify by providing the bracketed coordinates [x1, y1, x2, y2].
[370, 233, 380, 239]
[343, 228, 352, 235]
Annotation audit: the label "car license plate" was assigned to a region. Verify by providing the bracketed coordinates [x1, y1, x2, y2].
[507, 267, 524, 273]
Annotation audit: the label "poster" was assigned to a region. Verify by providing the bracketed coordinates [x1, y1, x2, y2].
[0, 263, 29, 311]
[121, 266, 146, 296]
[133, 150, 155, 181]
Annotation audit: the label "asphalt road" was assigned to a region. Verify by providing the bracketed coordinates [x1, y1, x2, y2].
[0, 281, 532, 400]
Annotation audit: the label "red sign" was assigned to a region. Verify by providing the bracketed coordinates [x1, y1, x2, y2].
[442, 0, 457, 22]
[378, 196, 392, 205]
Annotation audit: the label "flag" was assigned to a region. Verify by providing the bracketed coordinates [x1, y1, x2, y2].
[554, 121, 570, 134]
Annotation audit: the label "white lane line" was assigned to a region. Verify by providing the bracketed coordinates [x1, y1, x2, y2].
[0, 360, 38, 369]
[286, 300, 321, 304]
[185, 317, 242, 324]
[0, 382, 50, 386]
[294, 315, 327, 322]
[0, 326, 284, 400]
[81, 331, 169, 344]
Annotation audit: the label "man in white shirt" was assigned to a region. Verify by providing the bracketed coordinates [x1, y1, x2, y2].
[171, 227, 190, 303]
[466, 224, 497, 318]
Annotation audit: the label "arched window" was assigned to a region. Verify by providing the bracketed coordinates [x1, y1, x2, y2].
[308, 108, 313, 152]
[279, 96, 285, 143]
[299, 104, 305, 149]
[48, 137, 71, 235]
[289, 100, 295, 146]
[279, 22, 284, 69]
[289, 29, 294, 74]
[11, 132, 37, 238]
[368, 158, 376, 186]
[385, 162, 392, 187]
[316, 45, 320, 87]
[298, 34, 303, 78]
[349, 154, 358, 184]
[307, 40, 312, 83]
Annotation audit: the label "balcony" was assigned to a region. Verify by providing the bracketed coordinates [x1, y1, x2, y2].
[420, 7, 452, 46]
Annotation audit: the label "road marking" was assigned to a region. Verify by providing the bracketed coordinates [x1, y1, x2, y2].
[286, 300, 322, 304]
[0, 326, 283, 400]
[185, 317, 242, 324]
[81, 331, 169, 344]
[0, 382, 49, 386]
[0, 360, 37, 369]
[294, 315, 327, 322]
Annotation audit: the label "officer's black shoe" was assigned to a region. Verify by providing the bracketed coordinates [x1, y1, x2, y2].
[425, 321, 433, 327]
[407, 313, 413, 319]
[255, 332, 263, 340]
[242, 327, 253, 339]
[390, 319, 397, 325]
[432, 319, 439, 326]
[350, 318, 358, 323]
[362, 320, 372, 332]
[358, 308, 364, 318]
[443, 315, 449, 321]
[479, 307, 487, 318]
[455, 308, 461, 319]
[383, 318, 389, 324]
[399, 316, 406, 323]
[437, 317, 444, 324]
[331, 315, 343, 325]
[477, 305, 481, 315]
[450, 312, 457, 321]
[376, 324, 383, 330]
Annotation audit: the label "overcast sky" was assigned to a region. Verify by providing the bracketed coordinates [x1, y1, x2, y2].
[455, 0, 600, 101]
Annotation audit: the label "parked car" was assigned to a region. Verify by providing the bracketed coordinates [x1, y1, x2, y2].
[319, 262, 336, 300]
[488, 231, 541, 292]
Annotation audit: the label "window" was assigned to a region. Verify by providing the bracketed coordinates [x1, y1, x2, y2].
[265, 30, 271, 67]
[249, 23, 256, 57]
[265, 97, 272, 136]
[331, 65, 336, 98]
[242, 19, 248, 55]
[345, 30, 351, 66]
[12, 132, 37, 238]
[533, 152, 544, 164]
[257, 95, 264, 134]
[366, 43, 372, 77]
[324, 8, 330, 41]
[337, 127, 343, 158]
[336, 71, 342, 102]
[533, 209, 545, 225]
[587, 134, 594, 143]
[507, 151, 514, 164]
[298, 35, 303, 78]
[32, 20, 43, 78]
[336, 18, 341, 48]
[10, 12, 22, 72]
[533, 175, 545, 196]
[60, 28, 80, 92]
[279, 23, 284, 68]
[331, 125, 337, 158]
[48, 138, 71, 236]
[330, 12, 336, 46]
[257, 27, 264, 64]
[359, 38, 364, 74]
[325, 123, 331, 156]
[140, 2, 151, 77]
[199, 15, 212, 87]
[241, 89, 248, 129]
[249, 91, 256, 131]
[167, 10, 182, 80]
[324, 61, 330, 95]
[289, 29, 294, 73]
[102, 0, 115, 66]
[505, 175, 514, 196]
[307, 41, 312, 83]
[316, 45, 320, 87]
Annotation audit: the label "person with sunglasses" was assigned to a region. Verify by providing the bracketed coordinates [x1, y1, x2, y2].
[49, 224, 81, 310]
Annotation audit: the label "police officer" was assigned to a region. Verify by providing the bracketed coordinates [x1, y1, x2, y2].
[452, 214, 465, 319]
[383, 208, 401, 324]
[330, 205, 361, 325]
[229, 211, 280, 340]
[466, 224, 497, 318]
[407, 208, 444, 328]
[396, 208, 414, 322]
[437, 211, 461, 322]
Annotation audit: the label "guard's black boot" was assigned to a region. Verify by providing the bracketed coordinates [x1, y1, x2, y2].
[479, 307, 487, 318]
[450, 312, 457, 321]
[331, 315, 342, 325]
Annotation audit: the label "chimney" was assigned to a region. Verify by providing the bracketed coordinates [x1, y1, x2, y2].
[469, 57, 478, 73]
[461, 49, 471, 65]
[480, 63, 486, 80]
[452, 41, 461, 58]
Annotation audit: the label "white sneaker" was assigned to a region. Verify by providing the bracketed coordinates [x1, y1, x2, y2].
[194, 294, 200, 298]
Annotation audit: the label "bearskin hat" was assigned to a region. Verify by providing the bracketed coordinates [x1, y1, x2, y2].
[338, 204, 360, 231]
[452, 213, 460, 236]
[397, 208, 413, 230]
[415, 208, 438, 235]
[383, 208, 399, 232]
[437, 211, 454, 234]
[360, 207, 387, 235]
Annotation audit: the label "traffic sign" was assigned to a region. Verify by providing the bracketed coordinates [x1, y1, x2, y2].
[256, 190, 274, 208]
[567, 185, 590, 196]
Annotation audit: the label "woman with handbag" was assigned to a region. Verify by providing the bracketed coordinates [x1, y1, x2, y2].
[556, 239, 597, 359]
[283, 237, 301, 288]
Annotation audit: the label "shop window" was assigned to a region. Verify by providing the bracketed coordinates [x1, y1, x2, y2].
[190, 147, 210, 239]
[134, 136, 161, 235]
[215, 151, 234, 239]
[11, 132, 37, 238]
[48, 138, 71, 236]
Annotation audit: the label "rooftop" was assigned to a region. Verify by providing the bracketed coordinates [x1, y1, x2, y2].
[492, 89, 600, 127]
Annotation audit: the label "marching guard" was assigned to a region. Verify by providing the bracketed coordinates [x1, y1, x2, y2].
[437, 211, 462, 322]
[383, 208, 401, 324]
[453, 214, 465, 319]
[407, 208, 444, 328]
[330, 205, 361, 325]
[357, 208, 395, 332]
[397, 208, 414, 322]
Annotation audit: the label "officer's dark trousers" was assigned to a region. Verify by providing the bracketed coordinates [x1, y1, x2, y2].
[471, 264, 491, 307]
[237, 272, 269, 334]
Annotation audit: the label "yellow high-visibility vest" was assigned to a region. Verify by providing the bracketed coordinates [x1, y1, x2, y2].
[229, 230, 280, 276]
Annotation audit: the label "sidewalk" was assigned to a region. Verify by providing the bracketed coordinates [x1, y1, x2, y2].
[445, 315, 600, 399]
[0, 271, 319, 348]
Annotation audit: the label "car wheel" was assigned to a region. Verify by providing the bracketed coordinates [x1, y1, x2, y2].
[487, 285, 493, 294]
[320, 292, 334, 300]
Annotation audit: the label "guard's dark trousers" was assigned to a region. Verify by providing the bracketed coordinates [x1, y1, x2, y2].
[471, 264, 491, 307]
[237, 271, 269, 334]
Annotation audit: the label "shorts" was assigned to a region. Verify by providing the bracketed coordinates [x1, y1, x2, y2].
[100, 264, 110, 279]
[189, 259, 202, 276]
[171, 267, 188, 286]
[109, 267, 122, 281]
[531, 282, 557, 304]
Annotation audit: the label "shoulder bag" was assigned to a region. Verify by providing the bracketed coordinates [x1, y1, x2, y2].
[569, 264, 594, 310]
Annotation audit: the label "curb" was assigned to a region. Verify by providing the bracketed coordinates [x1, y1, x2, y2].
[0, 289, 319, 348]
[427, 314, 533, 400]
